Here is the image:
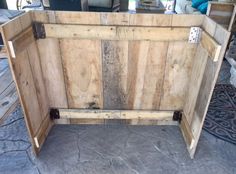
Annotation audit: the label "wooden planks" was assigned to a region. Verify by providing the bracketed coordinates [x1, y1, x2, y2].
[207, 2, 236, 31]
[186, 16, 231, 158]
[8, 27, 34, 58]
[60, 39, 103, 109]
[1, 12, 51, 154]
[44, 24, 191, 41]
[160, 42, 197, 110]
[200, 31, 221, 62]
[32, 11, 68, 108]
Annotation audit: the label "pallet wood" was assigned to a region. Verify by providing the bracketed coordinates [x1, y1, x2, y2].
[207, 2, 236, 31]
[0, 11, 230, 158]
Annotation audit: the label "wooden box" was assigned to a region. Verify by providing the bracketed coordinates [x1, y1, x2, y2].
[0, 11, 230, 158]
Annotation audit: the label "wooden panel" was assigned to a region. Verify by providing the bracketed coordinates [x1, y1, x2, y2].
[160, 42, 196, 110]
[188, 24, 230, 158]
[1, 12, 51, 154]
[26, 42, 49, 120]
[200, 31, 221, 61]
[44, 24, 191, 41]
[54, 11, 101, 24]
[8, 27, 34, 58]
[59, 109, 174, 120]
[183, 44, 208, 124]
[60, 39, 103, 109]
[129, 13, 172, 26]
[32, 11, 68, 108]
[102, 40, 129, 109]
[172, 15, 204, 27]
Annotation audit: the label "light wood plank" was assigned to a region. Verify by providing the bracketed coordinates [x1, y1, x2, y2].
[32, 11, 68, 108]
[60, 39, 103, 109]
[200, 31, 221, 62]
[8, 27, 34, 58]
[183, 44, 208, 124]
[58, 109, 174, 120]
[44, 24, 191, 41]
[160, 42, 197, 110]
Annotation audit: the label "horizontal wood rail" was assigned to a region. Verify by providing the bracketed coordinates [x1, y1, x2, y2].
[56, 109, 175, 120]
[7, 24, 221, 62]
[44, 24, 191, 41]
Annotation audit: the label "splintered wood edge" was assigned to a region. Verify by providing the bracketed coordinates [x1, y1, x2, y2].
[200, 31, 221, 62]
[180, 113, 195, 153]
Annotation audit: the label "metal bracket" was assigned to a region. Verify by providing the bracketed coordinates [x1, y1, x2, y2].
[188, 27, 202, 44]
[32, 22, 46, 39]
[50, 108, 60, 120]
[173, 111, 182, 123]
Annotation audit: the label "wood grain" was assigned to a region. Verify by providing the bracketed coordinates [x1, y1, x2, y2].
[60, 39, 103, 109]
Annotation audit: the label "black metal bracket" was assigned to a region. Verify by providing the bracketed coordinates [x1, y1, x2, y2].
[32, 22, 46, 39]
[173, 111, 182, 123]
[50, 108, 60, 120]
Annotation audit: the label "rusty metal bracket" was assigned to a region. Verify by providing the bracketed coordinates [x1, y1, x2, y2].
[50, 108, 60, 120]
[173, 111, 182, 123]
[32, 22, 46, 39]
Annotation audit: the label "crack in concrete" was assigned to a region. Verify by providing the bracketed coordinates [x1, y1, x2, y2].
[0, 117, 24, 127]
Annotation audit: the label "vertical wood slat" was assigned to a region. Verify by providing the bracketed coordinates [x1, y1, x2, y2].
[32, 11, 68, 108]
[160, 42, 197, 110]
[60, 39, 103, 109]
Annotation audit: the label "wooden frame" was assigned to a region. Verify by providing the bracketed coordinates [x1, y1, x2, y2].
[207, 2, 236, 31]
[0, 11, 230, 158]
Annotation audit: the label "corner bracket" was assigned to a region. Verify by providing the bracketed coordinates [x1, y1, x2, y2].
[173, 111, 182, 123]
[32, 22, 46, 39]
[50, 108, 60, 120]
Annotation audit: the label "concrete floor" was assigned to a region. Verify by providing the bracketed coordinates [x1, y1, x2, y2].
[0, 106, 236, 174]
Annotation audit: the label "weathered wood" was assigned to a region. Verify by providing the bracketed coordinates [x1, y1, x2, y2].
[0, 46, 7, 59]
[160, 42, 197, 110]
[1, 12, 229, 158]
[188, 18, 231, 158]
[60, 39, 103, 109]
[32, 10, 68, 108]
[58, 109, 174, 120]
[1, 12, 52, 154]
[8, 27, 34, 58]
[207, 2, 236, 31]
[44, 24, 191, 41]
[200, 31, 221, 62]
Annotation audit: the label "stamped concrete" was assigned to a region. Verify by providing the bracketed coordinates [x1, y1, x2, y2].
[0, 106, 236, 174]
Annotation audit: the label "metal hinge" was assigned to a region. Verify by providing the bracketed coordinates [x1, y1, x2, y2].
[32, 22, 46, 39]
[173, 111, 182, 123]
[188, 27, 202, 44]
[50, 108, 60, 120]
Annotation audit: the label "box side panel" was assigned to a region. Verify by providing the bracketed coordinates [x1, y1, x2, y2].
[1, 12, 52, 154]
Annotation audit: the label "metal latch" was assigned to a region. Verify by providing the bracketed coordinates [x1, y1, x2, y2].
[188, 27, 202, 43]
[50, 108, 60, 120]
[32, 22, 46, 39]
[173, 111, 182, 123]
